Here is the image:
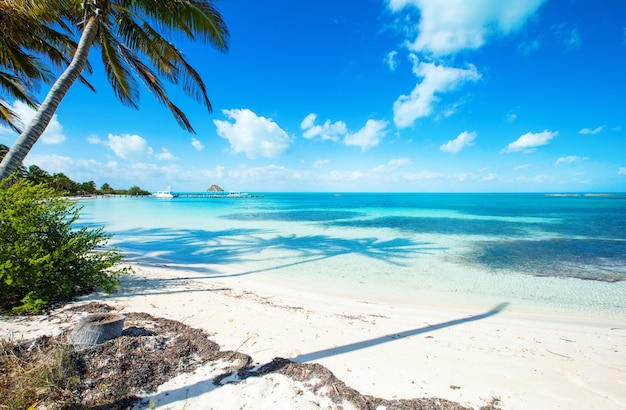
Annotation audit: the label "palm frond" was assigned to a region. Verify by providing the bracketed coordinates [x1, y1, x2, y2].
[99, 28, 140, 109]
[0, 99, 24, 133]
[110, 8, 213, 112]
[0, 72, 39, 107]
[115, 0, 229, 50]
[118, 44, 195, 132]
[113, 11, 178, 83]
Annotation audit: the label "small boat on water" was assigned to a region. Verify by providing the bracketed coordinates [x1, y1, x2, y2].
[154, 187, 176, 198]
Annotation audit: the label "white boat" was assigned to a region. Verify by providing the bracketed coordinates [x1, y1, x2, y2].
[154, 187, 175, 198]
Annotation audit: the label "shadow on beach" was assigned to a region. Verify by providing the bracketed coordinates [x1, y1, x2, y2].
[143, 302, 509, 409]
[88, 226, 447, 296]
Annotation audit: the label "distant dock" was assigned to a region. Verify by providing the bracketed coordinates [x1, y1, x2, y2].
[171, 192, 264, 199]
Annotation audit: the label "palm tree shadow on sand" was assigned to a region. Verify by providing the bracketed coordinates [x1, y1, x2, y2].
[141, 302, 510, 408]
[294, 302, 510, 362]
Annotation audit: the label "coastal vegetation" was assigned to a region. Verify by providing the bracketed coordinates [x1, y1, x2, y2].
[0, 0, 230, 180]
[0, 144, 150, 196]
[0, 177, 130, 314]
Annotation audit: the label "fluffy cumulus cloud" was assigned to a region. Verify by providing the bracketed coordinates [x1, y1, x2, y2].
[155, 148, 176, 161]
[388, 0, 546, 56]
[344, 119, 390, 151]
[214, 109, 291, 159]
[440, 130, 477, 153]
[0, 101, 66, 144]
[106, 133, 154, 160]
[301, 113, 347, 141]
[191, 137, 205, 151]
[393, 57, 481, 128]
[555, 155, 587, 165]
[501, 130, 557, 153]
[301, 114, 389, 151]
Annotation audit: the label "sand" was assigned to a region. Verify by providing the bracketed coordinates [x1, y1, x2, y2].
[1, 263, 625, 409]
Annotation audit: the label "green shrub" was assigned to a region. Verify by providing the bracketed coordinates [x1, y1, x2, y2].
[0, 177, 130, 314]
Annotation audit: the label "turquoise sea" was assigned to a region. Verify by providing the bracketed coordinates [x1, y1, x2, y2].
[78, 193, 626, 320]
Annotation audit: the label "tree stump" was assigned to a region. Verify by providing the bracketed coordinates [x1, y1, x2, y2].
[69, 313, 126, 349]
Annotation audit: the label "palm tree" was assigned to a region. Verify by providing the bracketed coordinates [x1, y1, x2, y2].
[0, 0, 229, 180]
[0, 0, 83, 133]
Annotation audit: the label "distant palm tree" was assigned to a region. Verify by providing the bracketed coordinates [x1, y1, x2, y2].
[0, 0, 82, 133]
[0, 0, 229, 180]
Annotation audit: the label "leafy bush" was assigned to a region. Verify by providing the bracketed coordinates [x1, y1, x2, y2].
[0, 177, 130, 314]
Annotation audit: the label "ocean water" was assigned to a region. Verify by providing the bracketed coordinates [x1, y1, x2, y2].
[77, 193, 626, 320]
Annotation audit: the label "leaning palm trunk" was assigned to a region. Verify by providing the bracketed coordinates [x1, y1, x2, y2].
[0, 16, 99, 180]
[0, 0, 228, 182]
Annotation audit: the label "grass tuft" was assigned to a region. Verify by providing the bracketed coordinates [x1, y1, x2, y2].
[0, 336, 81, 410]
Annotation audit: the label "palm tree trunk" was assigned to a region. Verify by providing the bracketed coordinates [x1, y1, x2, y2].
[0, 16, 100, 181]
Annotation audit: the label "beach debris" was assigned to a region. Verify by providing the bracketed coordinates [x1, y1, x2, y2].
[68, 312, 126, 349]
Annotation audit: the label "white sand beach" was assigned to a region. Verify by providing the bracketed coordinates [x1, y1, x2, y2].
[2, 263, 625, 409]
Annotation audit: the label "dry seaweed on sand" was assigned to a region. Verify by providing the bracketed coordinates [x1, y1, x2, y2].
[1, 302, 501, 409]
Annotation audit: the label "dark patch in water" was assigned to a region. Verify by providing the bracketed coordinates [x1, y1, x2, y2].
[469, 238, 626, 282]
[221, 210, 363, 222]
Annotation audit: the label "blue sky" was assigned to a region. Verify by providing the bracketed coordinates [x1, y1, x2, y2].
[2, 0, 626, 192]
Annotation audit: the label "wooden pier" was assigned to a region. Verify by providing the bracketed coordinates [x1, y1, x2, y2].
[172, 192, 264, 199]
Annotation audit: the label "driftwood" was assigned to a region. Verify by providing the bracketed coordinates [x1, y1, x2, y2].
[69, 313, 126, 349]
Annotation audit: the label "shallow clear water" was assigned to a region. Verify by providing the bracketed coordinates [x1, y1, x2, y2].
[77, 193, 626, 320]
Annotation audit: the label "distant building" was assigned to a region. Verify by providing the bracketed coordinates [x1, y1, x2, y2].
[207, 184, 224, 192]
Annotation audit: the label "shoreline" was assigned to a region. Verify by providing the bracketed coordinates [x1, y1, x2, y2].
[2, 262, 625, 409]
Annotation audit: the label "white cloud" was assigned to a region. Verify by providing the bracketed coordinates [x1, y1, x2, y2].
[393, 57, 481, 128]
[505, 113, 518, 123]
[199, 165, 225, 180]
[0, 101, 66, 144]
[369, 157, 412, 173]
[227, 164, 298, 181]
[25, 154, 119, 183]
[404, 170, 444, 181]
[155, 148, 176, 161]
[191, 137, 205, 151]
[555, 155, 587, 166]
[313, 159, 329, 168]
[107, 133, 154, 160]
[440, 130, 476, 153]
[300, 113, 317, 130]
[482, 173, 497, 181]
[386, 50, 399, 71]
[618, 167, 626, 176]
[388, 0, 546, 56]
[344, 119, 390, 151]
[301, 113, 347, 141]
[513, 163, 532, 170]
[87, 135, 102, 144]
[579, 126, 604, 135]
[388, 158, 412, 167]
[501, 130, 557, 153]
[214, 109, 291, 159]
